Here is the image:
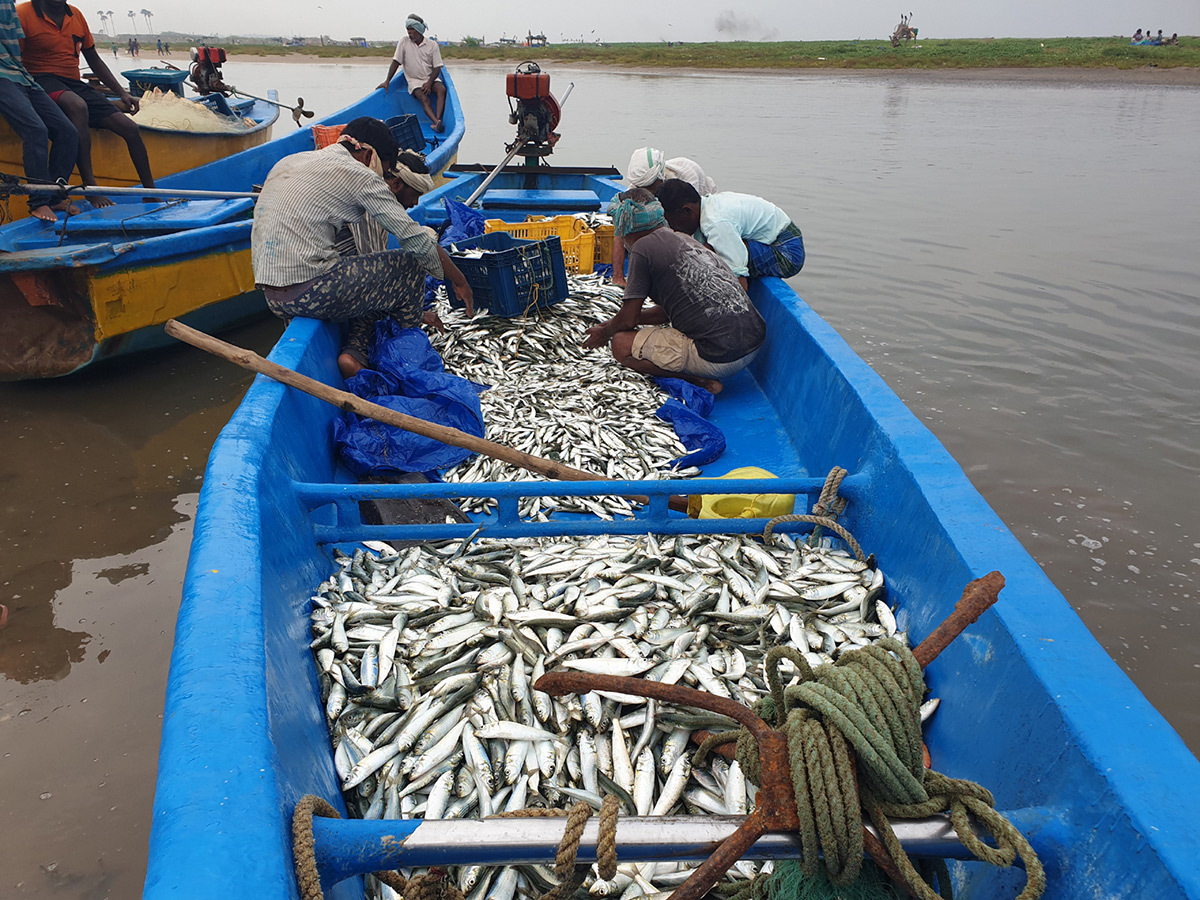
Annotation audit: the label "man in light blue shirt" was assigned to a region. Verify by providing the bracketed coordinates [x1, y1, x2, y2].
[658, 179, 805, 287]
[0, 0, 77, 221]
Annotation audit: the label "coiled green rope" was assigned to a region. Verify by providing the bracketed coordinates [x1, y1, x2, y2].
[695, 640, 1045, 900]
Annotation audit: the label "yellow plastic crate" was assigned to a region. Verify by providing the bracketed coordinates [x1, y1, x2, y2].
[593, 223, 615, 266]
[484, 215, 596, 274]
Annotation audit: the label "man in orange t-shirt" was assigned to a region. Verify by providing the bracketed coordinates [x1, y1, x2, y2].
[17, 0, 155, 205]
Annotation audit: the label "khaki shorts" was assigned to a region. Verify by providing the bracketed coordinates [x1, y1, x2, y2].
[630, 326, 759, 379]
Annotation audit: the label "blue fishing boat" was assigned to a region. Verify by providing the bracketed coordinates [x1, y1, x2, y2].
[0, 71, 463, 381]
[146, 78, 1199, 900]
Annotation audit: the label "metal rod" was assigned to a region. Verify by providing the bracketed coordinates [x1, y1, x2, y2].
[7, 183, 258, 200]
[311, 814, 979, 890]
[230, 87, 314, 117]
[464, 144, 524, 207]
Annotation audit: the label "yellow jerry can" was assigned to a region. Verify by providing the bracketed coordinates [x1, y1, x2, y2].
[687, 467, 796, 519]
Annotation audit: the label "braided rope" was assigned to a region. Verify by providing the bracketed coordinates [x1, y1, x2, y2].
[490, 795, 619, 898]
[292, 796, 467, 900]
[692, 640, 1045, 899]
[762, 467, 867, 561]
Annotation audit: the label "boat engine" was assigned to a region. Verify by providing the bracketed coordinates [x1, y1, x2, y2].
[505, 62, 561, 159]
[188, 45, 230, 95]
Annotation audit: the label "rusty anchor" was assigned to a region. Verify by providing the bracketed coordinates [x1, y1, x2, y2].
[535, 571, 1005, 900]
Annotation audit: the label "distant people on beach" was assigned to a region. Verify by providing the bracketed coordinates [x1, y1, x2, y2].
[156, 38, 162, 55]
[1131, 28, 1174, 46]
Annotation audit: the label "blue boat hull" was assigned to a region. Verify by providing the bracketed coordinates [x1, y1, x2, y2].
[0, 73, 463, 380]
[146, 169, 1200, 900]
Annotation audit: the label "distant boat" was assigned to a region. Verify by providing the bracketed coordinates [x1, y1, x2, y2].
[0, 70, 464, 381]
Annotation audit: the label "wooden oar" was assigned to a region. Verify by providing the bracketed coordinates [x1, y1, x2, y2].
[164, 319, 689, 511]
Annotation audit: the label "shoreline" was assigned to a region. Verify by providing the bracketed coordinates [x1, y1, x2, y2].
[222, 53, 1200, 86]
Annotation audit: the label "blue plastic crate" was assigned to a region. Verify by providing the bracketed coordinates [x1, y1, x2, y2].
[122, 68, 190, 98]
[445, 232, 568, 317]
[385, 114, 426, 152]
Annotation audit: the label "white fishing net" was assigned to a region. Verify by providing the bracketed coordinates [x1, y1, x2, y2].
[134, 88, 253, 134]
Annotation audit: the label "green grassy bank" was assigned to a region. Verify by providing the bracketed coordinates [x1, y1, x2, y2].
[233, 37, 1199, 70]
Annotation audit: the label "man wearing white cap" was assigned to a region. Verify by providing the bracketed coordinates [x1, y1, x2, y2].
[612, 147, 716, 286]
[378, 12, 447, 132]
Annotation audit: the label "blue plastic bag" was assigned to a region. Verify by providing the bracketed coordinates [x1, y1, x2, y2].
[654, 377, 716, 418]
[652, 377, 725, 468]
[424, 198, 489, 305]
[441, 197, 487, 246]
[334, 322, 488, 477]
[655, 400, 726, 469]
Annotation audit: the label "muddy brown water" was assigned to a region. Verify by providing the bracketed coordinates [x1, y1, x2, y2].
[1, 62, 1197, 898]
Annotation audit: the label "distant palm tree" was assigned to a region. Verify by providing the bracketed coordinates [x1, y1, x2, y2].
[127, 9, 138, 35]
[96, 10, 108, 33]
[141, 9, 152, 32]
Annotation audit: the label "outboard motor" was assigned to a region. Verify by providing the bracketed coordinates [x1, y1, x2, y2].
[188, 45, 230, 95]
[505, 61, 561, 159]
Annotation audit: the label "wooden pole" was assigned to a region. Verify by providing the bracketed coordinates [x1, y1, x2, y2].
[165, 319, 689, 510]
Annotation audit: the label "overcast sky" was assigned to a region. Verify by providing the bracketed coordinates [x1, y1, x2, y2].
[90, 1, 1200, 44]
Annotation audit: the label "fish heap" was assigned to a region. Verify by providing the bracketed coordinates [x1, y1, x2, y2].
[310, 531, 915, 900]
[430, 276, 692, 518]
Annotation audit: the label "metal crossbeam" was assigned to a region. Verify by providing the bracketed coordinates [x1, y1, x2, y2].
[312, 814, 978, 890]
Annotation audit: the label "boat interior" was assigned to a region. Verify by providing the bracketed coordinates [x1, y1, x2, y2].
[147, 163, 1197, 894]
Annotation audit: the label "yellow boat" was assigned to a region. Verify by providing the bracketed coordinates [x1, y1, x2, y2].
[0, 73, 462, 380]
[1, 82, 279, 220]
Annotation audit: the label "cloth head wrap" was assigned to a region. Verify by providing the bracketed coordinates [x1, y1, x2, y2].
[627, 147, 667, 188]
[406, 17, 427, 34]
[389, 162, 436, 196]
[335, 134, 384, 177]
[609, 194, 666, 238]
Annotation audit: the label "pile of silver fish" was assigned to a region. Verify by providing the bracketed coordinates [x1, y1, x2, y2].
[310, 531, 914, 900]
[430, 276, 691, 517]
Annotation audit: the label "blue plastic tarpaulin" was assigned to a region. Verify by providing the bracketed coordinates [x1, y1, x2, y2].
[334, 320, 488, 477]
[654, 377, 725, 468]
[424, 197, 489, 306]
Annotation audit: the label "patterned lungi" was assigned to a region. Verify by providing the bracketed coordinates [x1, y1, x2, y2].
[263, 248, 428, 365]
[746, 221, 805, 279]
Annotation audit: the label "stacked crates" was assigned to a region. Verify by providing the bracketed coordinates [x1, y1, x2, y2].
[483, 215, 596, 274]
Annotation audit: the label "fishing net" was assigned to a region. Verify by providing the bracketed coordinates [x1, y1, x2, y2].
[135, 88, 252, 133]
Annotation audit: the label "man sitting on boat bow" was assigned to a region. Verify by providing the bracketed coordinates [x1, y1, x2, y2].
[252, 116, 473, 379]
[377, 13, 446, 133]
[582, 189, 765, 395]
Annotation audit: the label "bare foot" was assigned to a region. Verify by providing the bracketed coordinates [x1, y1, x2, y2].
[50, 199, 82, 216]
[90, 194, 115, 209]
[337, 352, 365, 380]
[30, 205, 57, 222]
[695, 377, 723, 395]
[431, 118, 444, 133]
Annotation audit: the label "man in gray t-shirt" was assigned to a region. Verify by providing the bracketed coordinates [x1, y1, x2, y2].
[583, 190, 765, 394]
